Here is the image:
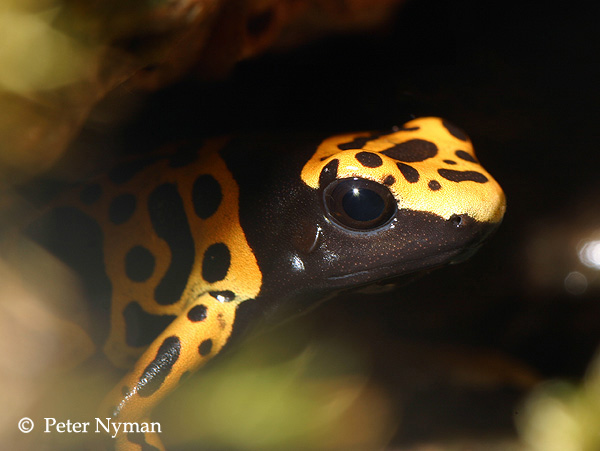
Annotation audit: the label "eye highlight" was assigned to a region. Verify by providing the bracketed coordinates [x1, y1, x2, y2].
[323, 178, 397, 231]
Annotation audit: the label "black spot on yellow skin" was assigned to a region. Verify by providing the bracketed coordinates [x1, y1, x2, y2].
[187, 305, 208, 322]
[192, 174, 222, 219]
[442, 119, 469, 141]
[337, 126, 419, 151]
[137, 336, 181, 398]
[80, 183, 102, 204]
[443, 159, 457, 165]
[125, 245, 155, 282]
[338, 136, 373, 150]
[355, 151, 383, 168]
[428, 180, 442, 191]
[123, 302, 176, 347]
[148, 183, 195, 305]
[198, 339, 213, 357]
[217, 313, 227, 329]
[383, 175, 395, 185]
[319, 159, 339, 187]
[127, 430, 161, 451]
[202, 243, 231, 283]
[455, 150, 477, 163]
[396, 162, 420, 183]
[395, 125, 420, 132]
[25, 207, 111, 343]
[109, 193, 136, 225]
[209, 290, 236, 302]
[381, 139, 438, 162]
[438, 169, 489, 183]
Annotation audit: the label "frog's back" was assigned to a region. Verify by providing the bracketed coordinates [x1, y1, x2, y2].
[25, 137, 263, 368]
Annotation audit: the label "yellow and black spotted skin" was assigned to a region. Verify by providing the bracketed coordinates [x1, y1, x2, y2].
[26, 117, 505, 450]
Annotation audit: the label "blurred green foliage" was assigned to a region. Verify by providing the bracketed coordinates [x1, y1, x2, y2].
[0, 1, 95, 94]
[518, 350, 600, 451]
[158, 328, 396, 450]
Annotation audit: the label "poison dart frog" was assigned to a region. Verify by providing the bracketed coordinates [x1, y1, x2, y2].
[24, 117, 505, 450]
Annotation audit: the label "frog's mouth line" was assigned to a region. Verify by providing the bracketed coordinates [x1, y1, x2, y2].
[326, 246, 478, 283]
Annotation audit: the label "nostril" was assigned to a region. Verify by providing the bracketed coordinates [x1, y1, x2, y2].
[449, 214, 465, 228]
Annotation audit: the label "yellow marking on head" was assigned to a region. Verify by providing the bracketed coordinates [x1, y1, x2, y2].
[301, 117, 506, 223]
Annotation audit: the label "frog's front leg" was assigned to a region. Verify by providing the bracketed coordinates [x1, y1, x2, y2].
[101, 293, 238, 450]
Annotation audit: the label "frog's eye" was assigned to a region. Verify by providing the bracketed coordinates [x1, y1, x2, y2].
[323, 178, 397, 231]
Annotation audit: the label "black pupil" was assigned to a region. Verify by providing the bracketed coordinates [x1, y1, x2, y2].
[324, 177, 396, 231]
[342, 188, 384, 222]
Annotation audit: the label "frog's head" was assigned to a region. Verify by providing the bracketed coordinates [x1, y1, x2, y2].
[291, 116, 506, 289]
